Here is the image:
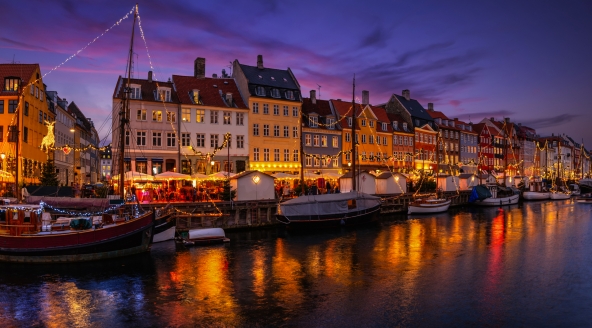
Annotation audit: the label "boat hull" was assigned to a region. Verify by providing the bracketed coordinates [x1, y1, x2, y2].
[276, 204, 381, 229]
[0, 212, 154, 263]
[550, 192, 571, 200]
[576, 197, 592, 203]
[522, 191, 550, 200]
[473, 194, 520, 206]
[152, 213, 176, 243]
[408, 200, 451, 214]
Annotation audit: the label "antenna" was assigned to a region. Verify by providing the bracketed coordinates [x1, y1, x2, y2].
[227, 62, 233, 76]
[317, 84, 321, 99]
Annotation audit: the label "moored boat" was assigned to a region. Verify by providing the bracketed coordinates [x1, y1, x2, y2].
[549, 191, 571, 200]
[181, 228, 229, 246]
[276, 192, 381, 228]
[470, 184, 520, 206]
[408, 198, 451, 214]
[575, 194, 592, 203]
[152, 205, 176, 243]
[0, 204, 153, 263]
[522, 191, 550, 200]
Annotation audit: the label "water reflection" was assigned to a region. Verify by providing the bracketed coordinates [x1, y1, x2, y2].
[0, 201, 591, 326]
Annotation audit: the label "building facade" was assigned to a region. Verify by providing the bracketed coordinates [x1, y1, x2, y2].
[100, 144, 112, 181]
[387, 112, 414, 172]
[46, 92, 75, 185]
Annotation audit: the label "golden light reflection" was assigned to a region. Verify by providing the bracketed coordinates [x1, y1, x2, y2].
[252, 248, 266, 297]
[322, 238, 354, 285]
[40, 281, 92, 328]
[272, 239, 304, 309]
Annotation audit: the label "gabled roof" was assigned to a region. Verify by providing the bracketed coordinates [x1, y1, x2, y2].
[0, 64, 38, 95]
[302, 98, 333, 117]
[113, 76, 179, 103]
[239, 64, 299, 90]
[331, 99, 364, 118]
[230, 170, 274, 180]
[426, 109, 448, 120]
[172, 75, 247, 109]
[369, 106, 393, 132]
[392, 94, 433, 121]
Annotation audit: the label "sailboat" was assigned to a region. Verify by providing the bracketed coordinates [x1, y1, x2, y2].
[522, 150, 549, 200]
[0, 5, 154, 263]
[549, 141, 571, 200]
[407, 137, 451, 214]
[276, 77, 381, 228]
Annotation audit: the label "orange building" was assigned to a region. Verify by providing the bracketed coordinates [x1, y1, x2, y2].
[386, 112, 414, 172]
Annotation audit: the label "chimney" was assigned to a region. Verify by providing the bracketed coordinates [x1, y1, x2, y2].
[226, 92, 233, 106]
[310, 90, 316, 105]
[257, 54, 264, 69]
[362, 90, 369, 105]
[504, 117, 510, 124]
[427, 102, 434, 111]
[490, 117, 494, 121]
[212, 73, 218, 78]
[148, 71, 153, 83]
[402, 89, 410, 101]
[194, 57, 205, 78]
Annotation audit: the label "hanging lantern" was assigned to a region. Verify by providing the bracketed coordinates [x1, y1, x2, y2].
[63, 146, 72, 155]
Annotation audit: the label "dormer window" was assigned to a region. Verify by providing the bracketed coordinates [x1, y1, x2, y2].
[128, 84, 141, 99]
[191, 89, 201, 104]
[271, 89, 280, 98]
[436, 118, 442, 124]
[4, 77, 19, 91]
[348, 117, 352, 127]
[392, 121, 398, 129]
[442, 119, 447, 126]
[327, 118, 334, 129]
[255, 86, 265, 96]
[403, 123, 407, 130]
[285, 90, 294, 100]
[271, 77, 275, 81]
[382, 122, 387, 131]
[309, 116, 318, 128]
[156, 87, 171, 102]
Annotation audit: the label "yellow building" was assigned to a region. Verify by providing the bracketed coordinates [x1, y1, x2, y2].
[232, 55, 302, 174]
[0, 64, 54, 192]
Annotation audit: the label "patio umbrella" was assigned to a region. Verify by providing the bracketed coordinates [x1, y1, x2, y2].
[320, 172, 343, 179]
[154, 172, 191, 180]
[207, 171, 236, 180]
[112, 171, 154, 181]
[272, 172, 298, 179]
[303, 172, 320, 179]
[191, 173, 208, 180]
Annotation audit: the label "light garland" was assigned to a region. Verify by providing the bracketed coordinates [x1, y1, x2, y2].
[39, 201, 124, 216]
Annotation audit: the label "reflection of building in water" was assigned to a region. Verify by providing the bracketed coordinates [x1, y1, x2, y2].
[39, 281, 93, 327]
[272, 238, 304, 308]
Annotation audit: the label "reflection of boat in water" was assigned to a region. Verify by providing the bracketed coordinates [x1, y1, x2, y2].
[0, 205, 153, 263]
[407, 198, 451, 214]
[470, 184, 520, 206]
[180, 228, 229, 246]
[576, 194, 592, 203]
[276, 192, 381, 228]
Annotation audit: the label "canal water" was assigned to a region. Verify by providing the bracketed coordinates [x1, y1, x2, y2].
[1, 200, 592, 327]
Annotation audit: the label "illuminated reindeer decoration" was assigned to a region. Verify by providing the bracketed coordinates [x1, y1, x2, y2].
[40, 121, 56, 154]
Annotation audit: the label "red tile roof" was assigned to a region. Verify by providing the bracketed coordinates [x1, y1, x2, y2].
[172, 75, 247, 109]
[369, 106, 393, 132]
[302, 97, 333, 117]
[426, 109, 449, 120]
[113, 76, 179, 103]
[0, 64, 39, 94]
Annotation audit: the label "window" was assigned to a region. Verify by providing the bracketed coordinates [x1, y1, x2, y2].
[152, 110, 162, 122]
[0, 100, 3, 114]
[236, 113, 244, 125]
[292, 107, 298, 117]
[376, 136, 381, 145]
[236, 135, 244, 148]
[314, 157, 320, 167]
[152, 132, 162, 147]
[309, 116, 318, 128]
[196, 109, 205, 123]
[210, 134, 218, 148]
[191, 90, 200, 104]
[137, 109, 146, 121]
[253, 148, 260, 161]
[226, 135, 232, 149]
[285, 90, 294, 100]
[263, 148, 270, 161]
[333, 159, 338, 167]
[210, 110, 218, 124]
[253, 124, 259, 136]
[274, 149, 280, 161]
[321, 136, 327, 147]
[382, 122, 387, 131]
[284, 149, 289, 161]
[383, 137, 388, 145]
[0, 126, 3, 142]
[167, 133, 176, 147]
[182, 108, 190, 122]
[157, 88, 171, 102]
[196, 133, 205, 147]
[181, 133, 191, 147]
[293, 127, 298, 138]
[305, 134, 312, 146]
[283, 106, 289, 116]
[223, 111, 231, 125]
[273, 105, 279, 115]
[332, 136, 339, 148]
[348, 117, 352, 127]
[9, 101, 17, 114]
[4, 78, 19, 91]
[263, 124, 269, 136]
[361, 119, 366, 127]
[271, 89, 280, 98]
[313, 135, 320, 147]
[131, 86, 141, 99]
[369, 120, 374, 128]
[293, 149, 299, 162]
[369, 135, 374, 144]
[137, 131, 146, 146]
[252, 102, 259, 114]
[23, 127, 28, 143]
[255, 86, 265, 96]
[181, 160, 191, 174]
[362, 134, 367, 143]
[263, 104, 269, 114]
[24, 102, 29, 116]
[346, 132, 351, 142]
[306, 156, 313, 167]
[327, 118, 334, 129]
[284, 126, 289, 137]
[403, 123, 407, 130]
[125, 131, 130, 146]
[274, 125, 279, 137]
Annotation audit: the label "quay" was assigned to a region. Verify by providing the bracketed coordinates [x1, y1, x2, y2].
[138, 190, 473, 232]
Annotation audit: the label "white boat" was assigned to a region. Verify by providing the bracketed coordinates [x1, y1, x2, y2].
[276, 192, 381, 228]
[182, 227, 229, 246]
[576, 195, 592, 203]
[549, 191, 571, 200]
[408, 198, 452, 214]
[522, 191, 550, 200]
[471, 184, 520, 206]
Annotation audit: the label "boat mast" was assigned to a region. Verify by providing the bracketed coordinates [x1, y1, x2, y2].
[119, 4, 137, 198]
[351, 75, 356, 192]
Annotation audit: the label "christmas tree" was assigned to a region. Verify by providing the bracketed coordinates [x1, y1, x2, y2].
[39, 160, 60, 186]
[219, 178, 236, 201]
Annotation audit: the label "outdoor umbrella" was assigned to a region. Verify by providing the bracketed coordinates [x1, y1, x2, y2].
[154, 172, 191, 180]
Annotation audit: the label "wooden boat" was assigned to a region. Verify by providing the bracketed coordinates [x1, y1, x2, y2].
[152, 205, 176, 243]
[181, 228, 229, 246]
[549, 191, 571, 200]
[276, 192, 381, 228]
[471, 184, 520, 206]
[408, 198, 451, 214]
[0, 204, 153, 263]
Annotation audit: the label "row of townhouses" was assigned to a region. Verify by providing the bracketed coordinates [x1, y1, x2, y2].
[112, 55, 592, 182]
[0, 64, 101, 190]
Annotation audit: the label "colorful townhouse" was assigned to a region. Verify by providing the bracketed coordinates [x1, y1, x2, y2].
[386, 112, 414, 172]
[301, 90, 342, 175]
[331, 99, 361, 171]
[456, 119, 479, 174]
[515, 124, 538, 177]
[426, 104, 460, 174]
[173, 57, 250, 175]
[232, 55, 302, 174]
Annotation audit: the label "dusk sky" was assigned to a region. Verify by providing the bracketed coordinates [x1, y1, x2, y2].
[2, 1, 591, 147]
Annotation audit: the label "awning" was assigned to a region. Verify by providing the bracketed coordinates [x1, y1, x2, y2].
[152, 158, 163, 163]
[124, 157, 131, 161]
[136, 157, 147, 162]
